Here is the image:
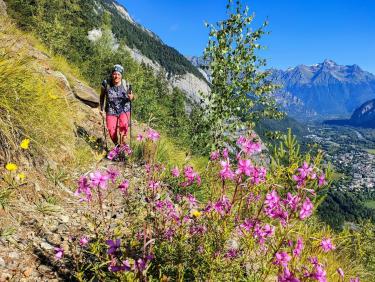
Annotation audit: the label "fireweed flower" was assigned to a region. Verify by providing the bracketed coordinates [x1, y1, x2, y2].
[251, 166, 266, 185]
[90, 171, 109, 189]
[222, 148, 229, 158]
[213, 195, 232, 216]
[337, 268, 344, 278]
[225, 248, 238, 259]
[284, 193, 301, 212]
[120, 143, 132, 156]
[54, 247, 64, 260]
[220, 160, 235, 180]
[106, 239, 121, 255]
[106, 167, 119, 184]
[274, 251, 291, 267]
[253, 223, 275, 244]
[241, 139, 262, 156]
[79, 236, 89, 246]
[186, 194, 198, 208]
[181, 166, 200, 186]
[292, 237, 304, 257]
[236, 136, 246, 146]
[136, 134, 144, 141]
[318, 173, 327, 187]
[350, 278, 360, 282]
[313, 264, 327, 282]
[210, 150, 220, 161]
[278, 267, 301, 282]
[148, 180, 160, 191]
[292, 162, 318, 188]
[75, 176, 92, 202]
[20, 138, 30, 149]
[164, 228, 175, 241]
[236, 159, 253, 176]
[190, 225, 207, 236]
[108, 259, 131, 272]
[118, 180, 129, 193]
[147, 128, 160, 142]
[171, 166, 180, 177]
[5, 163, 17, 171]
[299, 197, 314, 220]
[134, 258, 149, 272]
[107, 146, 120, 160]
[320, 237, 335, 252]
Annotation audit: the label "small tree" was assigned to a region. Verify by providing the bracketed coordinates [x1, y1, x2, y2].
[201, 0, 284, 150]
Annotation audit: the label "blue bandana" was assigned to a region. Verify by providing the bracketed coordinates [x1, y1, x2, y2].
[112, 64, 124, 75]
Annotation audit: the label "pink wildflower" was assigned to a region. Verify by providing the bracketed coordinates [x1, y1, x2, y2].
[214, 195, 232, 216]
[89, 171, 109, 189]
[320, 237, 335, 252]
[148, 180, 160, 191]
[251, 166, 266, 184]
[299, 197, 313, 220]
[136, 134, 144, 141]
[79, 236, 89, 246]
[171, 166, 180, 177]
[210, 150, 220, 161]
[313, 265, 327, 282]
[118, 180, 129, 193]
[107, 146, 120, 160]
[222, 148, 229, 158]
[292, 237, 304, 257]
[147, 128, 160, 142]
[54, 247, 64, 260]
[236, 159, 253, 176]
[274, 251, 291, 267]
[75, 176, 92, 202]
[337, 268, 344, 278]
[236, 136, 246, 146]
[350, 278, 360, 282]
[241, 139, 262, 156]
[106, 167, 119, 184]
[220, 160, 235, 180]
[278, 267, 301, 282]
[284, 193, 301, 211]
[318, 173, 327, 187]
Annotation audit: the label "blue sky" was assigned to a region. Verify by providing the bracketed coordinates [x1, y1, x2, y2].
[120, 0, 375, 73]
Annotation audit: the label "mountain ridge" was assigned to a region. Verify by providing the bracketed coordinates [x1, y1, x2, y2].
[324, 98, 375, 128]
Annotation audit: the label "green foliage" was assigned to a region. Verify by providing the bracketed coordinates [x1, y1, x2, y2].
[0, 17, 74, 161]
[317, 190, 375, 231]
[5, 0, 204, 80]
[200, 0, 284, 150]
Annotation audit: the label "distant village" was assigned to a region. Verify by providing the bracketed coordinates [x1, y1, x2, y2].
[305, 126, 375, 193]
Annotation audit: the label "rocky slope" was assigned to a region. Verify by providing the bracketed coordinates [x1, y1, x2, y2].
[101, 0, 210, 103]
[0, 3, 144, 279]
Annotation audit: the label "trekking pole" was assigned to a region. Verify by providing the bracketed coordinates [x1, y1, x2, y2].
[129, 84, 133, 148]
[101, 113, 108, 152]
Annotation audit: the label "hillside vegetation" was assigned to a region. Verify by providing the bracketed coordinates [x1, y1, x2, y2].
[1, 1, 375, 281]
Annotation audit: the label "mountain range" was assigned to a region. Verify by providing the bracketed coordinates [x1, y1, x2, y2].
[268, 60, 375, 121]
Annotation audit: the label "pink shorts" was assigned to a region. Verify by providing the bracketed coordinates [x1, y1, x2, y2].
[106, 112, 130, 144]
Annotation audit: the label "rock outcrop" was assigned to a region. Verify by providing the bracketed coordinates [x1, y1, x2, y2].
[0, 0, 7, 16]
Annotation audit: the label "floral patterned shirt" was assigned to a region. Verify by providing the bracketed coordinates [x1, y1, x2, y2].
[101, 80, 131, 116]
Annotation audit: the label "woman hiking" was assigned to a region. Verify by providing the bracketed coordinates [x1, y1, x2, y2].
[99, 64, 134, 148]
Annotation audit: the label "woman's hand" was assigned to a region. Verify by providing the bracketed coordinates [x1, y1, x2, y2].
[128, 92, 135, 101]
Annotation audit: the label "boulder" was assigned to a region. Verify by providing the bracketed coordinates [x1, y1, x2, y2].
[71, 80, 99, 108]
[0, 0, 7, 16]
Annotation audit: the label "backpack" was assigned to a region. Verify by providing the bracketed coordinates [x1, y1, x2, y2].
[103, 78, 130, 95]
